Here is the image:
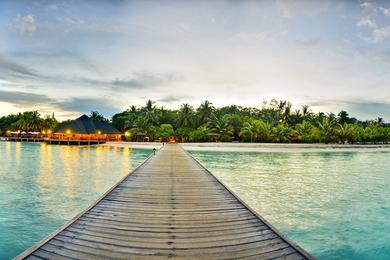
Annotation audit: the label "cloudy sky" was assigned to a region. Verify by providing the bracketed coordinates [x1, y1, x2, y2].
[0, 0, 390, 120]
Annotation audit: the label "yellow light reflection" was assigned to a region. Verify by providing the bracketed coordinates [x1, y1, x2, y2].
[95, 146, 103, 173]
[37, 143, 54, 187]
[14, 142, 21, 166]
[122, 147, 131, 172]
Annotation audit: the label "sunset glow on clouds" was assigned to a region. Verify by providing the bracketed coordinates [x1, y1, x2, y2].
[0, 0, 390, 120]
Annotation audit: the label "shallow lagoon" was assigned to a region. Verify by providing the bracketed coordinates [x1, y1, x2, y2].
[0, 142, 151, 259]
[1, 142, 390, 259]
[190, 149, 390, 259]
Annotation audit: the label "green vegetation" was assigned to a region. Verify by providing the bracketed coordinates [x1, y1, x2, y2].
[0, 111, 58, 135]
[111, 99, 390, 143]
[1, 99, 390, 144]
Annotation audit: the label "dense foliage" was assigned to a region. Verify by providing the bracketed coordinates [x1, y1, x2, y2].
[1, 99, 389, 143]
[111, 100, 390, 143]
[0, 111, 58, 135]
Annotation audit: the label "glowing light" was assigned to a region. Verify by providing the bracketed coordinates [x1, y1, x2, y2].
[42, 130, 46, 134]
[66, 129, 71, 135]
[97, 130, 101, 135]
[47, 130, 52, 134]
[125, 131, 131, 137]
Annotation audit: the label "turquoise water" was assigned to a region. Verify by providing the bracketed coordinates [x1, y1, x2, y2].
[0, 142, 151, 259]
[189, 149, 390, 259]
[1, 142, 390, 259]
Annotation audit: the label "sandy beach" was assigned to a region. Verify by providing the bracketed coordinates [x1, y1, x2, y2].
[102, 142, 164, 150]
[102, 142, 390, 152]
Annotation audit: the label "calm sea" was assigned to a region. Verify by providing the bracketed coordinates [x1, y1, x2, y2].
[0, 142, 151, 259]
[190, 149, 390, 259]
[1, 142, 389, 259]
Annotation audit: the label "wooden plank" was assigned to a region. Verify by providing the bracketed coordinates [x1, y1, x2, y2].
[57, 229, 280, 249]
[65, 226, 275, 244]
[31, 250, 72, 260]
[69, 223, 273, 239]
[18, 143, 313, 259]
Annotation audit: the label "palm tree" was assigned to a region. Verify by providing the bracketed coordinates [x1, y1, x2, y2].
[271, 124, 291, 143]
[128, 105, 137, 114]
[318, 118, 334, 144]
[197, 100, 215, 126]
[301, 105, 312, 119]
[337, 123, 356, 144]
[131, 117, 153, 141]
[208, 114, 233, 141]
[123, 106, 139, 130]
[176, 104, 194, 128]
[257, 120, 273, 142]
[13, 111, 43, 132]
[294, 120, 314, 143]
[89, 111, 109, 122]
[143, 100, 159, 125]
[337, 110, 350, 124]
[282, 102, 292, 124]
[42, 114, 58, 130]
[228, 114, 245, 140]
[240, 122, 257, 143]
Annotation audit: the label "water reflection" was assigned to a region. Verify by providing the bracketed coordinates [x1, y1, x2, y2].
[191, 150, 390, 259]
[14, 142, 21, 166]
[37, 143, 54, 187]
[0, 142, 151, 259]
[122, 147, 131, 171]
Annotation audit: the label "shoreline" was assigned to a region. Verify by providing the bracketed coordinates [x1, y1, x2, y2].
[101, 142, 164, 150]
[3, 140, 390, 152]
[102, 142, 390, 152]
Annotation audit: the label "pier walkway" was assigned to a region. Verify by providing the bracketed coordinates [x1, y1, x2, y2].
[18, 144, 312, 259]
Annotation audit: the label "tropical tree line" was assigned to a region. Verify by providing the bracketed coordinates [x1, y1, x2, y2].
[111, 99, 390, 144]
[1, 100, 389, 144]
[0, 111, 58, 135]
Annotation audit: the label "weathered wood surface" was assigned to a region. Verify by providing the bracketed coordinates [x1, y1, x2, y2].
[18, 144, 313, 259]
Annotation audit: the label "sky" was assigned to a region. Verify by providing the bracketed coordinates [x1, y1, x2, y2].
[0, 0, 390, 121]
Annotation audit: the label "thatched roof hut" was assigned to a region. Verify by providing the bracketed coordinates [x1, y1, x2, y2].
[54, 115, 120, 135]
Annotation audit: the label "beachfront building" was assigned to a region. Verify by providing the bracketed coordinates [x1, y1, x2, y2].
[52, 115, 121, 141]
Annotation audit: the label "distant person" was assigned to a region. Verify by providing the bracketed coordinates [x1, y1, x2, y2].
[153, 148, 156, 155]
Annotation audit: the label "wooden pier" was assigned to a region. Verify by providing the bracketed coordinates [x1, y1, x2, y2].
[4, 137, 106, 145]
[17, 144, 313, 259]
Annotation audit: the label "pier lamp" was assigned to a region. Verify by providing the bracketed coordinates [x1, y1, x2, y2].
[47, 130, 52, 134]
[124, 131, 131, 141]
[42, 130, 46, 134]
[97, 130, 101, 135]
[66, 129, 71, 141]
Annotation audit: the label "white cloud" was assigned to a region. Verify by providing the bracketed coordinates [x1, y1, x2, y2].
[356, 16, 377, 28]
[14, 14, 37, 35]
[372, 26, 390, 43]
[357, 2, 390, 43]
[360, 2, 373, 9]
[380, 7, 390, 16]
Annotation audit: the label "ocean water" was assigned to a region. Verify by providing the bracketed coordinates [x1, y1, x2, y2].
[0, 142, 151, 259]
[189, 149, 390, 259]
[1, 142, 390, 259]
